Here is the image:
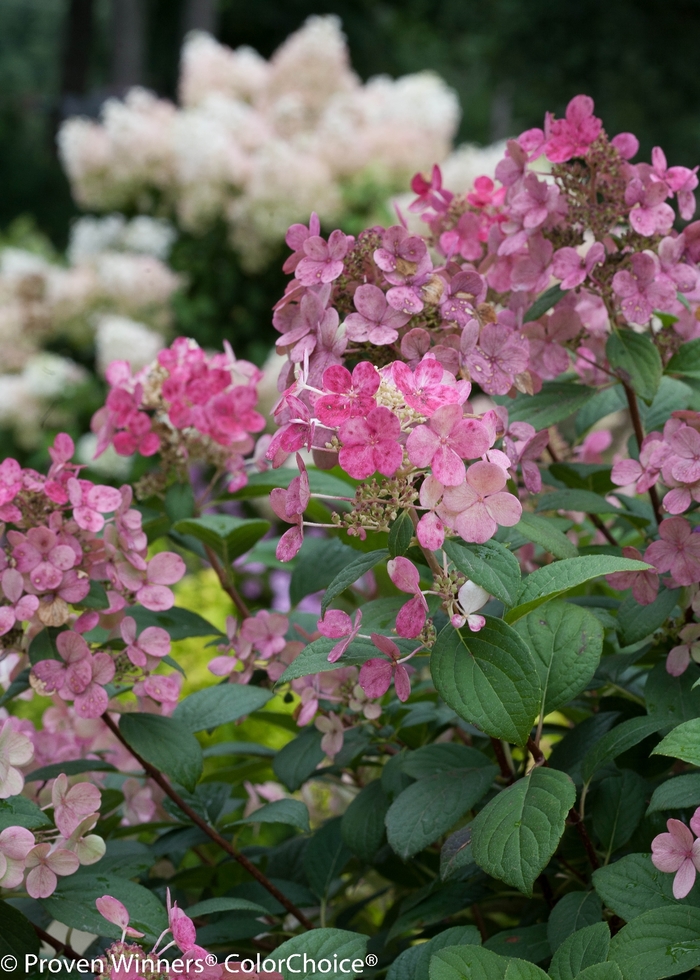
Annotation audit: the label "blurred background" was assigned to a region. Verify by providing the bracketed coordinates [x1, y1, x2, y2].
[2, 0, 700, 466]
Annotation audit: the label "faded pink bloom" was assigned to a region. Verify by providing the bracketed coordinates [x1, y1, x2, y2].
[0, 720, 33, 798]
[241, 610, 288, 659]
[574, 430, 612, 464]
[0, 568, 39, 635]
[114, 551, 186, 611]
[393, 357, 466, 416]
[338, 406, 403, 480]
[407, 404, 491, 486]
[283, 213, 321, 273]
[52, 773, 101, 837]
[344, 284, 410, 345]
[509, 172, 563, 231]
[25, 843, 79, 899]
[658, 235, 698, 293]
[543, 95, 602, 163]
[387, 557, 429, 639]
[552, 241, 605, 290]
[9, 526, 77, 592]
[440, 461, 522, 544]
[315, 361, 380, 427]
[416, 474, 448, 550]
[359, 634, 411, 703]
[119, 617, 170, 670]
[270, 457, 310, 561]
[439, 271, 487, 326]
[439, 211, 484, 262]
[32, 631, 115, 719]
[134, 673, 183, 714]
[650, 147, 699, 221]
[646, 518, 700, 587]
[0, 458, 22, 507]
[606, 546, 659, 605]
[667, 426, 700, 484]
[96, 895, 145, 939]
[612, 253, 676, 325]
[67, 478, 123, 533]
[315, 712, 345, 758]
[524, 307, 580, 381]
[625, 177, 675, 236]
[295, 230, 351, 286]
[666, 625, 700, 677]
[0, 826, 35, 889]
[651, 812, 700, 899]
[461, 318, 530, 396]
[317, 609, 362, 664]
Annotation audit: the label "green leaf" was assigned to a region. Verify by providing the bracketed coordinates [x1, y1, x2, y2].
[127, 605, 223, 639]
[576, 967, 623, 980]
[388, 946, 424, 980]
[616, 587, 680, 646]
[548, 922, 610, 980]
[645, 662, 700, 726]
[503, 963, 548, 980]
[273, 729, 326, 791]
[513, 513, 579, 559]
[549, 712, 619, 787]
[235, 798, 310, 832]
[320, 548, 390, 613]
[25, 759, 117, 782]
[0, 796, 51, 832]
[607, 329, 662, 404]
[430, 618, 541, 745]
[582, 715, 661, 783]
[28, 627, 60, 664]
[172, 514, 270, 562]
[173, 683, 272, 732]
[81, 579, 110, 609]
[536, 489, 621, 515]
[546, 891, 602, 952]
[341, 780, 389, 862]
[389, 510, 415, 557]
[276, 634, 379, 684]
[184, 896, 269, 916]
[415, 928, 482, 980]
[505, 555, 651, 623]
[575, 385, 627, 436]
[667, 337, 700, 379]
[233, 468, 355, 500]
[0, 667, 30, 708]
[276, 929, 368, 980]
[290, 538, 360, 606]
[485, 924, 550, 964]
[303, 818, 352, 899]
[471, 768, 576, 896]
[440, 826, 477, 882]
[591, 770, 647, 851]
[430, 946, 509, 980]
[41, 869, 167, 941]
[444, 539, 521, 606]
[386, 762, 497, 859]
[514, 601, 603, 716]
[402, 744, 494, 778]
[647, 773, 700, 815]
[653, 717, 700, 765]
[524, 284, 565, 322]
[593, 853, 691, 921]
[499, 381, 596, 430]
[0, 900, 40, 979]
[609, 906, 700, 980]
[119, 713, 202, 792]
[641, 376, 694, 431]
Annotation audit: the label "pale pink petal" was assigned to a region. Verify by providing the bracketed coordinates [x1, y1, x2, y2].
[26, 864, 58, 899]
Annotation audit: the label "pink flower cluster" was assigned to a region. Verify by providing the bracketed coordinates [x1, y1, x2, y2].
[92, 338, 266, 492]
[652, 809, 700, 898]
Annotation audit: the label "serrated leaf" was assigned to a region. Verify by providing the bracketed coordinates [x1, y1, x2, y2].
[276, 929, 368, 980]
[320, 548, 389, 613]
[386, 763, 497, 858]
[582, 715, 661, 783]
[505, 555, 651, 623]
[591, 770, 647, 852]
[341, 780, 389, 862]
[430, 945, 509, 980]
[389, 510, 415, 557]
[444, 539, 521, 606]
[593, 853, 693, 921]
[173, 515, 270, 562]
[173, 683, 272, 732]
[609, 906, 700, 980]
[273, 729, 326, 791]
[471, 768, 576, 896]
[440, 826, 477, 881]
[0, 900, 40, 978]
[235, 798, 310, 832]
[645, 662, 700, 726]
[430, 618, 541, 745]
[513, 513, 579, 559]
[485, 924, 550, 964]
[514, 601, 603, 716]
[667, 337, 700, 379]
[652, 717, 700, 766]
[524, 283, 565, 322]
[0, 796, 51, 832]
[304, 818, 352, 899]
[401, 744, 494, 778]
[616, 587, 680, 646]
[607, 329, 662, 404]
[576, 966, 623, 980]
[536, 489, 621, 515]
[499, 381, 596, 430]
[640, 376, 694, 431]
[547, 891, 602, 952]
[503, 963, 548, 980]
[549, 922, 610, 980]
[415, 928, 482, 980]
[119, 713, 202, 792]
[647, 773, 700, 815]
[184, 896, 268, 916]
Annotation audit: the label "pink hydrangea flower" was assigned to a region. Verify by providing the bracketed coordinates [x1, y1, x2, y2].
[625, 177, 675, 237]
[666, 624, 700, 676]
[295, 230, 351, 286]
[315, 362, 380, 427]
[416, 475, 448, 550]
[0, 568, 39, 635]
[52, 773, 101, 837]
[359, 634, 411, 703]
[67, 478, 123, 533]
[461, 318, 530, 396]
[408, 165, 453, 213]
[543, 95, 602, 163]
[440, 461, 522, 544]
[612, 253, 676, 325]
[650, 147, 699, 221]
[317, 609, 363, 664]
[113, 551, 186, 611]
[344, 284, 411, 345]
[645, 518, 700, 587]
[241, 611, 288, 659]
[552, 241, 605, 290]
[96, 895, 145, 940]
[120, 616, 170, 669]
[651, 812, 700, 899]
[270, 457, 309, 562]
[25, 843, 79, 899]
[606, 546, 659, 605]
[0, 720, 33, 798]
[439, 211, 484, 262]
[315, 712, 345, 758]
[0, 458, 22, 507]
[338, 406, 403, 480]
[9, 526, 77, 592]
[387, 557, 429, 638]
[283, 212, 321, 273]
[0, 826, 36, 889]
[407, 404, 491, 486]
[393, 357, 466, 416]
[32, 631, 115, 719]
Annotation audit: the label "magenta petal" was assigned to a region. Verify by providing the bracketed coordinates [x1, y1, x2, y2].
[359, 658, 393, 699]
[394, 664, 411, 702]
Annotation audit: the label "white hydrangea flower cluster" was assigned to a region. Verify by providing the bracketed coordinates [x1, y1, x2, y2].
[58, 16, 464, 270]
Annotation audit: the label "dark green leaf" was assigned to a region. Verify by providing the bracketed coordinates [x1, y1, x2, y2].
[235, 799, 310, 832]
[653, 717, 700, 766]
[127, 605, 223, 639]
[536, 489, 621, 515]
[514, 600, 603, 716]
[549, 712, 619, 787]
[28, 628, 60, 664]
[582, 716, 661, 783]
[0, 900, 40, 979]
[430, 618, 541, 745]
[440, 826, 477, 882]
[173, 514, 270, 562]
[513, 513, 579, 559]
[276, 635, 379, 684]
[607, 329, 662, 404]
[485, 924, 550, 964]
[276, 929, 368, 980]
[499, 381, 596, 430]
[0, 796, 51, 832]
[547, 891, 602, 952]
[25, 759, 117, 782]
[549, 922, 610, 980]
[444, 539, 521, 606]
[273, 729, 326, 791]
[401, 744, 494, 778]
[341, 781, 389, 862]
[303, 818, 352, 899]
[320, 548, 390, 613]
[609, 906, 700, 980]
[647, 773, 700, 815]
[593, 853, 693, 921]
[80, 579, 110, 609]
[645, 661, 700, 726]
[575, 385, 627, 437]
[415, 927, 481, 980]
[471, 768, 576, 896]
[0, 668, 30, 708]
[389, 510, 415, 557]
[233, 468, 355, 500]
[119, 713, 202, 792]
[290, 537, 360, 606]
[591, 770, 647, 851]
[184, 896, 268, 916]
[523, 284, 565, 322]
[616, 588, 680, 646]
[173, 683, 272, 732]
[429, 945, 509, 980]
[667, 338, 700, 379]
[641, 376, 694, 431]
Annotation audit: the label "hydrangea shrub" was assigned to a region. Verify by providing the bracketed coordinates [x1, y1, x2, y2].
[3, 95, 700, 980]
